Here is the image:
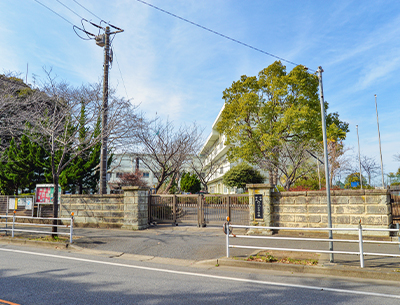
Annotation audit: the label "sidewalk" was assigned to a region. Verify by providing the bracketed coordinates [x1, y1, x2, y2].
[2, 224, 400, 282]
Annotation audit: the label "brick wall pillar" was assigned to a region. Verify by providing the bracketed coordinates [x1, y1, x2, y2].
[122, 186, 149, 230]
[247, 184, 274, 234]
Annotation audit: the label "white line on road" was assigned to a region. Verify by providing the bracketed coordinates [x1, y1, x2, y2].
[1, 247, 399, 299]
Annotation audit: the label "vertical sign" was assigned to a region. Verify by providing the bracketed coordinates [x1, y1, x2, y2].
[255, 194, 263, 219]
[26, 198, 33, 210]
[8, 198, 16, 210]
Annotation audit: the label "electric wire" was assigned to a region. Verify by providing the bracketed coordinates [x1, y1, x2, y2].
[72, 0, 103, 23]
[54, 0, 99, 39]
[33, 0, 74, 26]
[32, 0, 95, 40]
[112, 48, 130, 100]
[55, 0, 84, 20]
[136, 0, 314, 72]
[71, 0, 123, 31]
[64, 1, 128, 99]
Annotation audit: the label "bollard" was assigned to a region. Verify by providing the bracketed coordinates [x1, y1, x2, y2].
[70, 212, 74, 244]
[358, 223, 364, 268]
[12, 211, 15, 238]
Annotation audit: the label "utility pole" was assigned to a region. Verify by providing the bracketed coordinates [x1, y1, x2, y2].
[356, 125, 362, 189]
[317, 66, 334, 263]
[99, 26, 110, 195]
[94, 24, 124, 195]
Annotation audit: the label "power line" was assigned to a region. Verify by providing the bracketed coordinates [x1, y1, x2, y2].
[72, 0, 103, 23]
[136, 0, 314, 72]
[33, 0, 74, 26]
[71, 0, 124, 31]
[32, 0, 96, 40]
[55, 0, 84, 20]
[112, 48, 130, 100]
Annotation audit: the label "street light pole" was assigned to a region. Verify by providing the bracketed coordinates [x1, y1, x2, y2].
[356, 125, 362, 189]
[375, 94, 385, 188]
[317, 66, 334, 263]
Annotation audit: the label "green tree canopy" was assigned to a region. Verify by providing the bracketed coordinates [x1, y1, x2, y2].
[180, 172, 201, 194]
[222, 163, 264, 189]
[217, 61, 348, 190]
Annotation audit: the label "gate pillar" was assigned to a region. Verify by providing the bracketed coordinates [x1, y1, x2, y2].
[122, 186, 149, 230]
[246, 184, 274, 235]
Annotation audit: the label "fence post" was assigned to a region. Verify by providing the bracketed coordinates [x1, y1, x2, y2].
[226, 219, 230, 257]
[172, 195, 177, 225]
[70, 212, 74, 244]
[12, 211, 15, 238]
[397, 223, 400, 252]
[227, 196, 231, 222]
[358, 222, 364, 268]
[148, 193, 152, 224]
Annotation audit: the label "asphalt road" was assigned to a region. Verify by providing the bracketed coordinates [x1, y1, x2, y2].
[72, 225, 400, 270]
[1, 244, 400, 304]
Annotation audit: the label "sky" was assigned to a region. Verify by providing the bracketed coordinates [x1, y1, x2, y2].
[1, 0, 400, 185]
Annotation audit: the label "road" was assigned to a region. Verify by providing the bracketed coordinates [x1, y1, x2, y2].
[1, 244, 400, 304]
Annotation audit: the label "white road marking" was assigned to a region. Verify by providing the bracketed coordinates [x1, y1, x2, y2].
[1, 247, 399, 299]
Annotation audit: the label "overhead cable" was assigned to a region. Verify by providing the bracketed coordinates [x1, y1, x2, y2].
[33, 0, 74, 26]
[136, 0, 314, 72]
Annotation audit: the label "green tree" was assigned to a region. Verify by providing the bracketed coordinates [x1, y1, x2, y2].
[344, 172, 368, 189]
[0, 135, 49, 194]
[180, 172, 201, 194]
[217, 61, 348, 190]
[222, 163, 264, 190]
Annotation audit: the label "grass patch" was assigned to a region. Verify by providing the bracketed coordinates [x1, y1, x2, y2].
[246, 251, 318, 266]
[27, 236, 70, 243]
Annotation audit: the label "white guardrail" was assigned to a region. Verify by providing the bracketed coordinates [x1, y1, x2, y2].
[224, 221, 400, 268]
[0, 212, 74, 244]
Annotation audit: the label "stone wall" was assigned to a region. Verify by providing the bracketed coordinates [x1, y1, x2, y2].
[271, 189, 391, 235]
[60, 194, 124, 228]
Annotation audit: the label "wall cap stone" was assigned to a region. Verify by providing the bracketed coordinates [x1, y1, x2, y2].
[61, 194, 123, 198]
[122, 186, 150, 191]
[246, 184, 274, 189]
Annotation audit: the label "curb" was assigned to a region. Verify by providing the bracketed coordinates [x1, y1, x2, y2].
[0, 236, 70, 250]
[215, 257, 400, 282]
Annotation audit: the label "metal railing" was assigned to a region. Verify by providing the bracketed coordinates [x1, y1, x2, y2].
[0, 212, 75, 244]
[225, 223, 400, 268]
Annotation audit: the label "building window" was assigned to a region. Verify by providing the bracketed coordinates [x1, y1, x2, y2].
[143, 172, 150, 178]
[116, 172, 124, 178]
[220, 167, 224, 174]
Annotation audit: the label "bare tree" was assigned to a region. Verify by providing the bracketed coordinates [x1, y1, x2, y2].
[259, 141, 315, 190]
[8, 71, 137, 234]
[133, 117, 202, 193]
[0, 73, 35, 151]
[188, 145, 224, 191]
[359, 155, 380, 185]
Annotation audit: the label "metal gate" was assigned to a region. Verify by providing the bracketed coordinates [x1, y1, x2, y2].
[149, 194, 249, 226]
[390, 186, 400, 224]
